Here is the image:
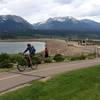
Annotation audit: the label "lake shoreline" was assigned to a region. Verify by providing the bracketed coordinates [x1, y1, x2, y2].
[0, 38, 69, 55]
[0, 38, 51, 42]
[0, 38, 91, 56]
[0, 41, 45, 54]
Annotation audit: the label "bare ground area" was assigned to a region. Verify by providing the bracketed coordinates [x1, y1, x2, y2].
[44, 39, 92, 56]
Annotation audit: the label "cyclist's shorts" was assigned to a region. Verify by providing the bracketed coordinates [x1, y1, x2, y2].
[30, 53, 35, 59]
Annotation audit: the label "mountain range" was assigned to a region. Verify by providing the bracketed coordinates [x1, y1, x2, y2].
[0, 15, 100, 38]
[0, 15, 33, 38]
[33, 16, 100, 31]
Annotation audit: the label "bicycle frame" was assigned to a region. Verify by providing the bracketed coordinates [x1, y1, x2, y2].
[24, 54, 31, 66]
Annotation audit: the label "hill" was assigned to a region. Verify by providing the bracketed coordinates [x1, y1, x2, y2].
[0, 15, 33, 38]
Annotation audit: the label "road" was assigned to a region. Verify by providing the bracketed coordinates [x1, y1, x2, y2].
[0, 58, 100, 93]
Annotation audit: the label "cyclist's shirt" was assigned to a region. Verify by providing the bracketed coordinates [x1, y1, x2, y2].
[24, 46, 36, 55]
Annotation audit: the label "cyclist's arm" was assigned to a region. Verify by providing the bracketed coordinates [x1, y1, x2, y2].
[23, 48, 29, 54]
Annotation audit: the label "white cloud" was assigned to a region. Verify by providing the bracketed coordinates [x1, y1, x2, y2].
[0, 0, 100, 23]
[54, 0, 73, 4]
[0, 8, 11, 14]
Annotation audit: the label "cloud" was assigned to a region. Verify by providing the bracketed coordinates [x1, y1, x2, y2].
[0, 0, 100, 23]
[0, 0, 8, 4]
[0, 0, 3, 2]
[0, 8, 11, 15]
[0, 0, 4, 3]
[54, 0, 73, 4]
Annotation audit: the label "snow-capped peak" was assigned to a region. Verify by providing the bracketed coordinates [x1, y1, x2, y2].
[11, 15, 27, 23]
[2, 15, 7, 21]
[0, 15, 8, 22]
[46, 16, 79, 23]
[0, 15, 28, 23]
[47, 17, 67, 22]
[65, 16, 79, 23]
[53, 17, 66, 22]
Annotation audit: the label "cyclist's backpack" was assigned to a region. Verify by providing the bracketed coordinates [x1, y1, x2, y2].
[31, 46, 36, 54]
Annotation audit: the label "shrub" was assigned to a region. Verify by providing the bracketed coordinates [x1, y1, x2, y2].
[0, 53, 13, 68]
[0, 53, 10, 62]
[86, 53, 97, 59]
[9, 54, 24, 63]
[44, 57, 53, 63]
[36, 53, 45, 61]
[64, 56, 71, 62]
[32, 53, 46, 64]
[70, 55, 86, 61]
[0, 59, 13, 68]
[53, 54, 65, 62]
[32, 56, 42, 64]
[79, 55, 86, 60]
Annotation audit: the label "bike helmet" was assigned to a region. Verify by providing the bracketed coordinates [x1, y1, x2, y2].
[27, 43, 31, 47]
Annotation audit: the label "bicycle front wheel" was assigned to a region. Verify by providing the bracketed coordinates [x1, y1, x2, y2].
[17, 64, 26, 72]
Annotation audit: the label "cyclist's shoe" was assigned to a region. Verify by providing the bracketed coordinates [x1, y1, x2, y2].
[28, 64, 31, 67]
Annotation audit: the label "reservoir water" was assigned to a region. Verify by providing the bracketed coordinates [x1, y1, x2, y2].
[0, 42, 45, 54]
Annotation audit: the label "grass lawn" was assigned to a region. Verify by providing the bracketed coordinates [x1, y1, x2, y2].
[0, 65, 100, 100]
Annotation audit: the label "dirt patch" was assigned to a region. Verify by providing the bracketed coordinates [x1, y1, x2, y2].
[39, 76, 51, 82]
[44, 39, 90, 56]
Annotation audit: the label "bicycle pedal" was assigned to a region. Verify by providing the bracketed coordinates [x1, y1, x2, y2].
[28, 64, 31, 67]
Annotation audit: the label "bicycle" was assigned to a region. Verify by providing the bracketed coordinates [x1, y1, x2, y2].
[17, 54, 38, 72]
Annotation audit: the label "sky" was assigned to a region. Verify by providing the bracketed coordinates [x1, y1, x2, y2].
[0, 0, 100, 23]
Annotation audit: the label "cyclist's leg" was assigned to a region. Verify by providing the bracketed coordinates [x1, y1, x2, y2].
[28, 54, 33, 66]
[24, 54, 30, 65]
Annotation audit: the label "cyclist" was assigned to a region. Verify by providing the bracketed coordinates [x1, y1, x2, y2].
[23, 43, 36, 67]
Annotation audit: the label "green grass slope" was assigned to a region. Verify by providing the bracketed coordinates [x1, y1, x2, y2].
[0, 65, 100, 100]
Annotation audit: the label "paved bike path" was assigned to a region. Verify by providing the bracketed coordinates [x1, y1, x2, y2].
[0, 58, 100, 93]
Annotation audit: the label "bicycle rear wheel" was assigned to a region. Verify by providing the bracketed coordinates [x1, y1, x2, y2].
[17, 64, 26, 72]
[31, 64, 38, 70]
